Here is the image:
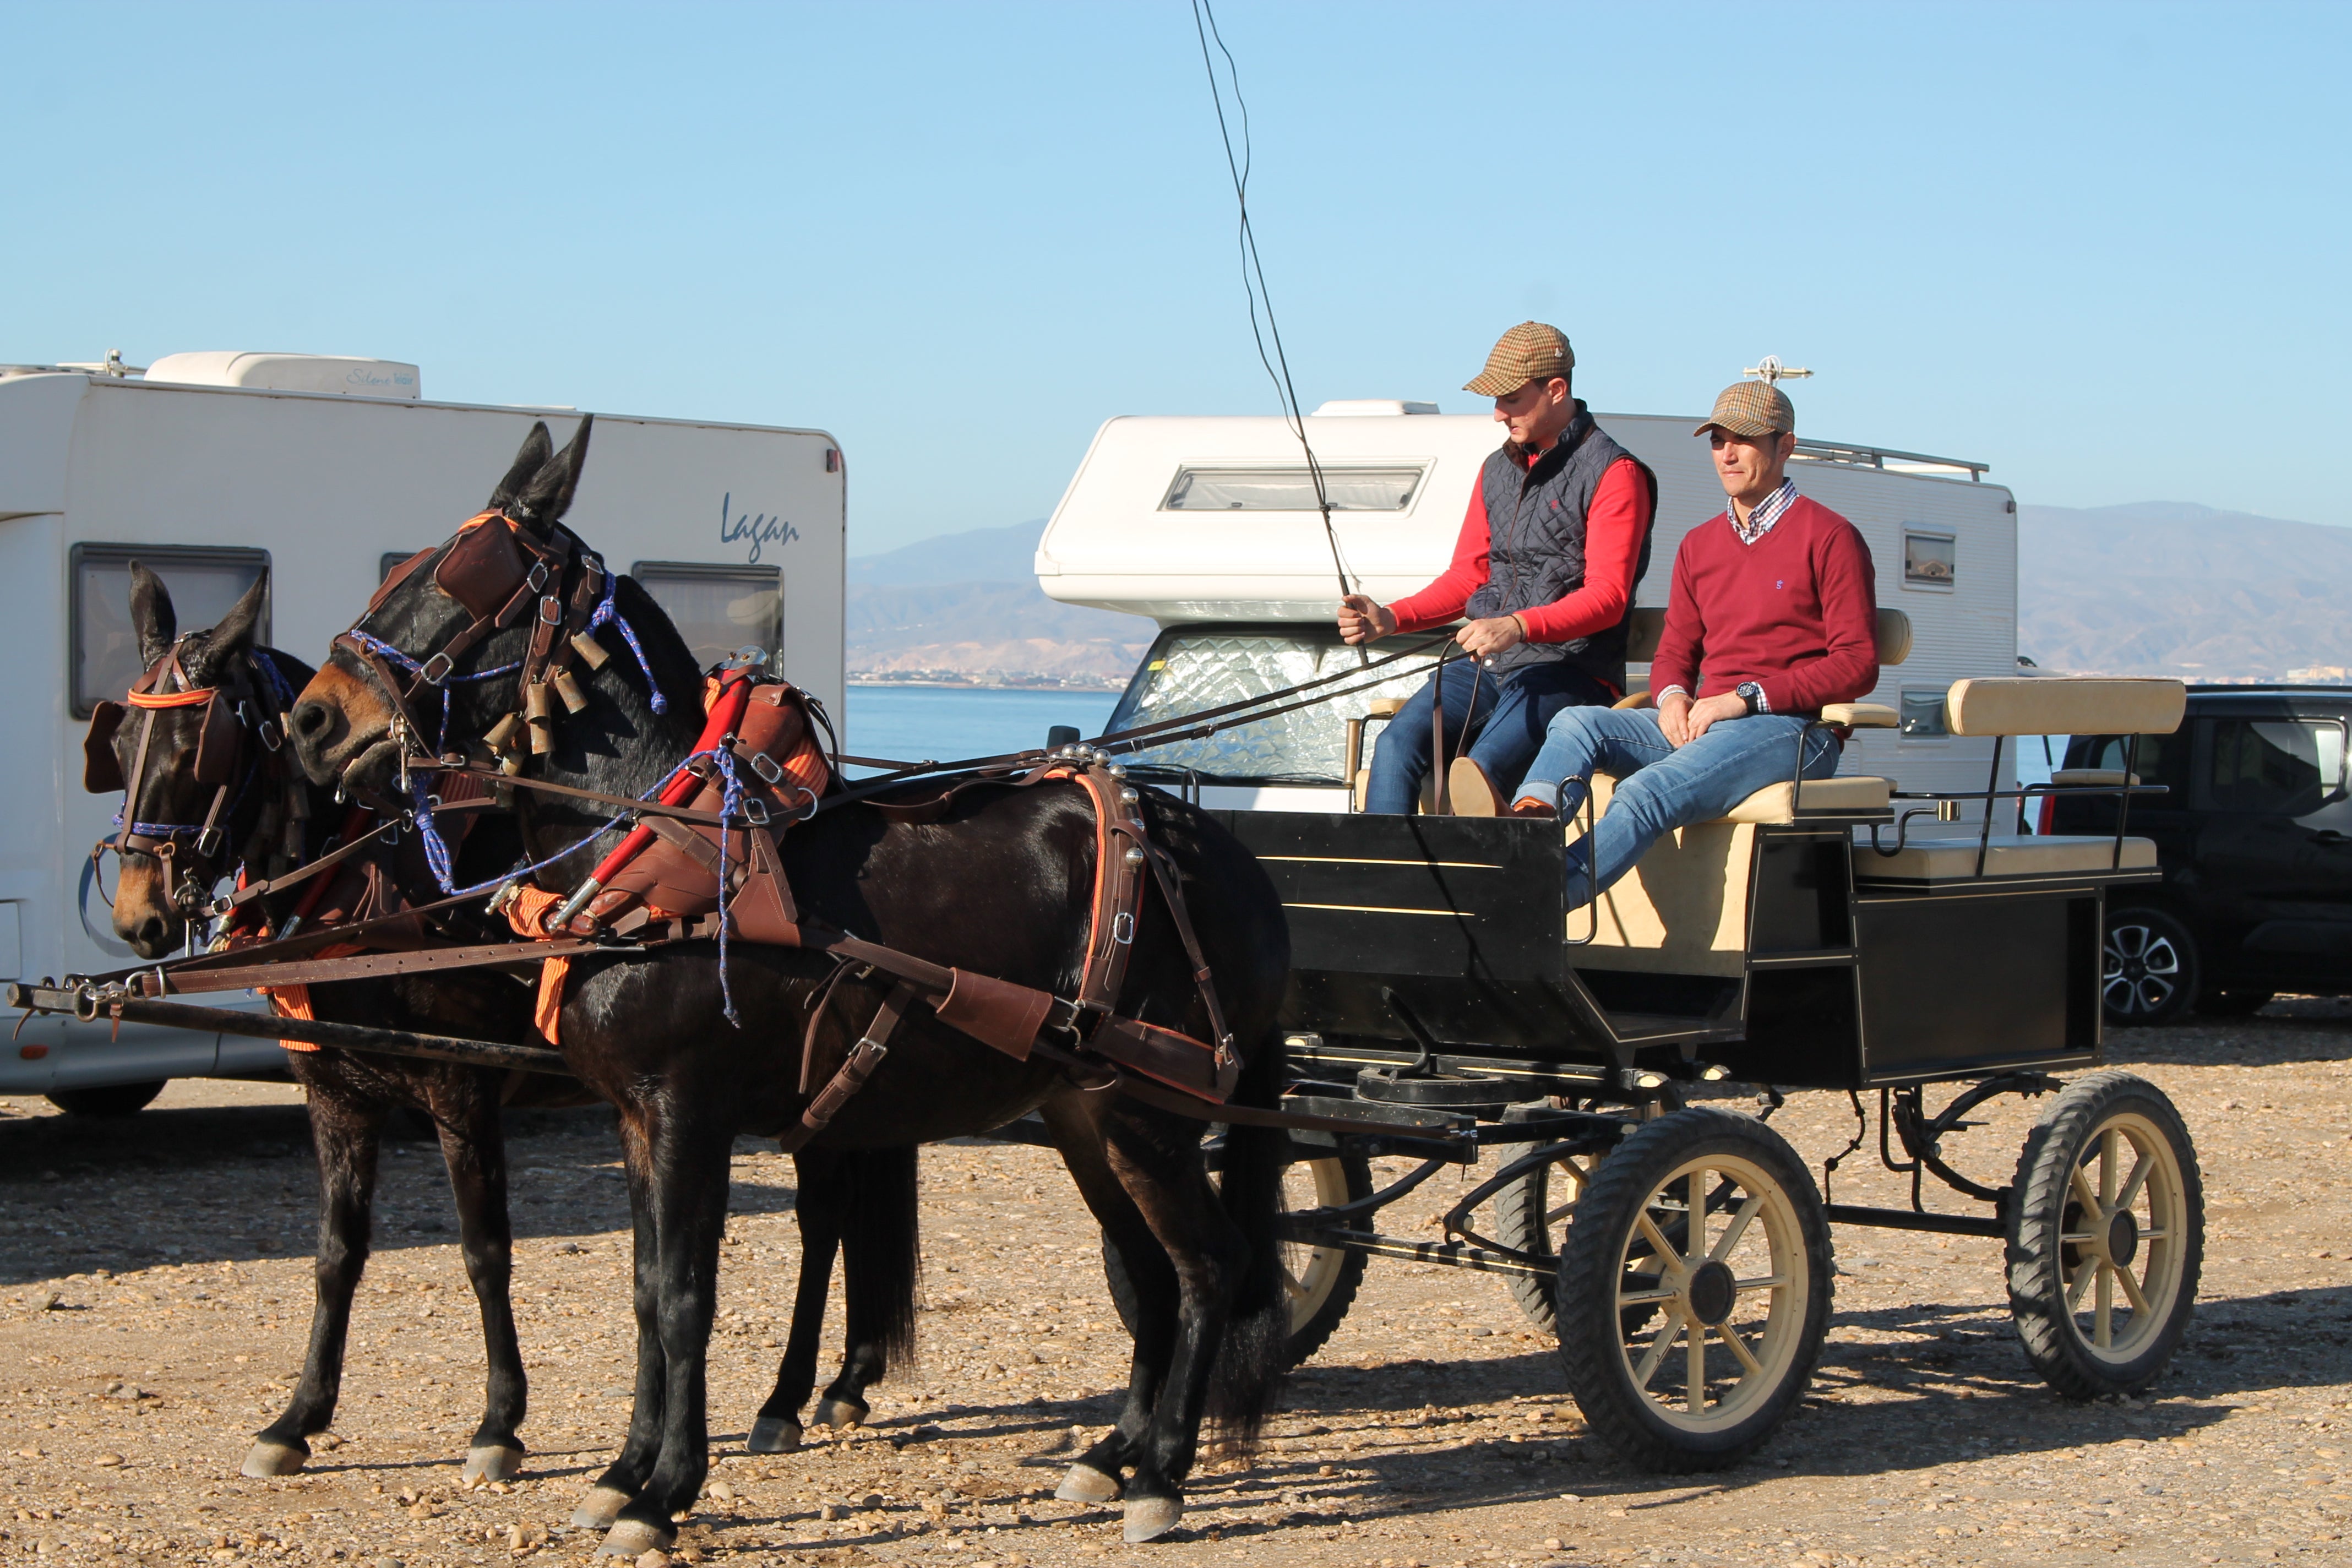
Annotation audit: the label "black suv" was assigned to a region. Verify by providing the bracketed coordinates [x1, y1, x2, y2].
[2052, 685, 2352, 1024]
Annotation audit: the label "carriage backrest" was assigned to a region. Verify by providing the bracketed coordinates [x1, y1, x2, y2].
[1943, 677, 2185, 738]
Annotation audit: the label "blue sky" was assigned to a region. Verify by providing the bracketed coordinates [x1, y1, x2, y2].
[9, 1, 2345, 552]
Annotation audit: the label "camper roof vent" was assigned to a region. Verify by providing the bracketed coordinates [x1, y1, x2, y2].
[1311, 399, 1439, 417]
[144, 352, 422, 400]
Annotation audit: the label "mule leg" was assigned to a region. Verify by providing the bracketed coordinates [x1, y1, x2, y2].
[1038, 1094, 1182, 1506]
[1097, 1104, 1255, 1541]
[750, 1151, 846, 1453]
[574, 1112, 665, 1529]
[245, 1080, 383, 1478]
[818, 1145, 921, 1429]
[429, 1075, 529, 1483]
[602, 1106, 734, 1556]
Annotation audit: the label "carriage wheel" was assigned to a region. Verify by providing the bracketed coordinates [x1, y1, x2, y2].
[1555, 1108, 1831, 1472]
[1492, 1137, 1591, 1333]
[2006, 1070, 2203, 1398]
[1101, 1145, 1370, 1370]
[1276, 1147, 1371, 1366]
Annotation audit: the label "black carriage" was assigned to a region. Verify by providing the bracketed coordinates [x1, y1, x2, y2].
[1223, 674, 2203, 1469]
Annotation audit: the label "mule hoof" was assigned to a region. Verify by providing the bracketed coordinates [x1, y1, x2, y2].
[1124, 1495, 1183, 1543]
[462, 1444, 525, 1484]
[239, 1440, 308, 1478]
[1055, 1462, 1123, 1504]
[597, 1517, 677, 1558]
[746, 1416, 804, 1453]
[812, 1396, 867, 1430]
[570, 1485, 634, 1529]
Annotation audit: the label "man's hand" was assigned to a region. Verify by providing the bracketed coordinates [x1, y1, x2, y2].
[1338, 594, 1396, 645]
[1664, 691, 1749, 745]
[1455, 614, 1526, 662]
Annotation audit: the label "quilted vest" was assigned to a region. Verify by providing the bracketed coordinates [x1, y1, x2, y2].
[1464, 405, 1657, 684]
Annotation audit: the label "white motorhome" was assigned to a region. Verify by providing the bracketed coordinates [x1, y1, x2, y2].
[0, 353, 844, 1109]
[1037, 399, 2016, 810]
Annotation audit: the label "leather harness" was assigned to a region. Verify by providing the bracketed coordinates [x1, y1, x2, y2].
[160, 510, 1248, 1147]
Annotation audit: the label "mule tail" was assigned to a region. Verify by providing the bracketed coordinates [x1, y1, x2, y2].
[1206, 1029, 1291, 1452]
[842, 1146, 923, 1368]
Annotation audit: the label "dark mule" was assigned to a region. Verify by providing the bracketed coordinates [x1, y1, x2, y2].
[287, 419, 1295, 1550]
[98, 565, 919, 1484]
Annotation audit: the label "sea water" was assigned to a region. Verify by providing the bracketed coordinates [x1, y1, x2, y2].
[841, 685, 1120, 773]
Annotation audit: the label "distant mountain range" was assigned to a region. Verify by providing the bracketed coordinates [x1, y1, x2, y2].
[846, 521, 1149, 687]
[843, 502, 2352, 687]
[2019, 502, 2352, 679]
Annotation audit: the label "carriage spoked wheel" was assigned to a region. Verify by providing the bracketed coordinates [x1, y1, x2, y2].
[2006, 1070, 2203, 1398]
[1493, 1133, 1592, 1332]
[1275, 1148, 1373, 1365]
[1555, 1108, 1831, 1471]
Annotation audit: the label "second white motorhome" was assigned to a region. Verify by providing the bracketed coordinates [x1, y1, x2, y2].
[1036, 398, 2016, 810]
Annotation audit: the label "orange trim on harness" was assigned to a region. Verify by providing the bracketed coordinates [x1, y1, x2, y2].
[502, 885, 574, 1045]
[260, 943, 366, 1052]
[125, 687, 216, 710]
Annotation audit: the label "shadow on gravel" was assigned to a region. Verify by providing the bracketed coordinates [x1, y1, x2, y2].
[0, 1102, 803, 1283]
[2108, 997, 2352, 1068]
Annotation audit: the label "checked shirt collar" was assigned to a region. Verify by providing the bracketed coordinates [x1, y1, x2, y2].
[1728, 478, 1798, 546]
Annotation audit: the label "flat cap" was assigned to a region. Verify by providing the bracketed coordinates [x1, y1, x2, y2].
[1466, 321, 1574, 398]
[1696, 380, 1796, 439]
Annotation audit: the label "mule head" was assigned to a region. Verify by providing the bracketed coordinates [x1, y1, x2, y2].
[99, 565, 272, 957]
[287, 416, 592, 798]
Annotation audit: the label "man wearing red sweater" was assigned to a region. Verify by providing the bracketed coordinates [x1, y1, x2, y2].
[1512, 379, 1879, 906]
[1338, 322, 1656, 814]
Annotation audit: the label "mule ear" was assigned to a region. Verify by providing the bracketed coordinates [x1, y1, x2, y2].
[513, 414, 592, 533]
[193, 569, 269, 681]
[128, 562, 177, 667]
[487, 421, 556, 515]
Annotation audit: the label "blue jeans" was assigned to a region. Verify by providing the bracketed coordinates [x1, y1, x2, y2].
[1516, 707, 1843, 906]
[1364, 659, 1616, 815]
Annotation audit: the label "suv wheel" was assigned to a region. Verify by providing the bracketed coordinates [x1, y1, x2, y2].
[2103, 909, 2198, 1026]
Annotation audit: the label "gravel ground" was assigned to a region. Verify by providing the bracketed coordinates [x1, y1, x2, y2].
[0, 1004, 2346, 1568]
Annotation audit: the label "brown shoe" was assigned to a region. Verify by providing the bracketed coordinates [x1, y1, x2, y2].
[1446, 756, 1510, 816]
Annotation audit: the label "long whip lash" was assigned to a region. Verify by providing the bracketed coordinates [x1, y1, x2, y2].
[1190, 0, 1357, 603]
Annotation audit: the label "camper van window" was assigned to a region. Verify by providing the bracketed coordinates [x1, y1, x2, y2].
[633, 562, 785, 676]
[1106, 625, 1444, 785]
[1160, 466, 1426, 513]
[1899, 688, 1951, 737]
[1902, 529, 1957, 590]
[69, 544, 271, 719]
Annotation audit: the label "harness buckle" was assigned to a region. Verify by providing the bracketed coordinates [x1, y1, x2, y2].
[258, 718, 283, 753]
[420, 652, 454, 685]
[538, 594, 562, 625]
[1112, 911, 1135, 946]
[740, 796, 771, 827]
[527, 562, 551, 593]
[194, 826, 225, 861]
[750, 752, 783, 786]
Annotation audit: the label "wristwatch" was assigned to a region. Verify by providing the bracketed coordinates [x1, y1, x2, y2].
[1735, 681, 1764, 716]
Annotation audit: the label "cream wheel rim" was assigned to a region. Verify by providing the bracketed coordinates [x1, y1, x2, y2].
[2056, 1111, 2188, 1364]
[1607, 1152, 1810, 1433]
[1280, 1156, 1353, 1335]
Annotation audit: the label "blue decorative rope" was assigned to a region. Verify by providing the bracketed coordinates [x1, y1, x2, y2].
[584, 578, 667, 714]
[346, 630, 522, 753]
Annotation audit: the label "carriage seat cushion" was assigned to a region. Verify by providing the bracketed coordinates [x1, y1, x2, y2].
[1716, 775, 1890, 824]
[1858, 834, 2157, 882]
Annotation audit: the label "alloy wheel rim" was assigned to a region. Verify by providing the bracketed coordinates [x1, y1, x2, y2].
[1608, 1152, 1808, 1432]
[2103, 924, 2180, 1016]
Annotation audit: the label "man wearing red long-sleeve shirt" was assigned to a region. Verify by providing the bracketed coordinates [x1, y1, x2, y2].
[1338, 322, 1657, 814]
[1511, 379, 1880, 908]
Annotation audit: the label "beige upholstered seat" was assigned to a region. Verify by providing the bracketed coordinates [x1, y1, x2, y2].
[1855, 834, 2157, 882]
[1720, 774, 1890, 823]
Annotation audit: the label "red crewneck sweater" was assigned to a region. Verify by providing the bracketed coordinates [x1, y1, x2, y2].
[1648, 494, 1879, 716]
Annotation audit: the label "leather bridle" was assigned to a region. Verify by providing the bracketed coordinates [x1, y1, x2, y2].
[333, 509, 611, 778]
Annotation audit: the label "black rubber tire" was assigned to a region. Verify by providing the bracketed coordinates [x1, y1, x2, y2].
[45, 1080, 166, 1118]
[2103, 907, 2199, 1026]
[2006, 1070, 2203, 1400]
[1555, 1108, 1831, 1473]
[1102, 1144, 1371, 1370]
[2195, 989, 2273, 1018]
[1492, 1105, 1597, 1333]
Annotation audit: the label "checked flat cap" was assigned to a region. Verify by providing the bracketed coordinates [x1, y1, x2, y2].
[1465, 322, 1574, 397]
[1696, 379, 1796, 439]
